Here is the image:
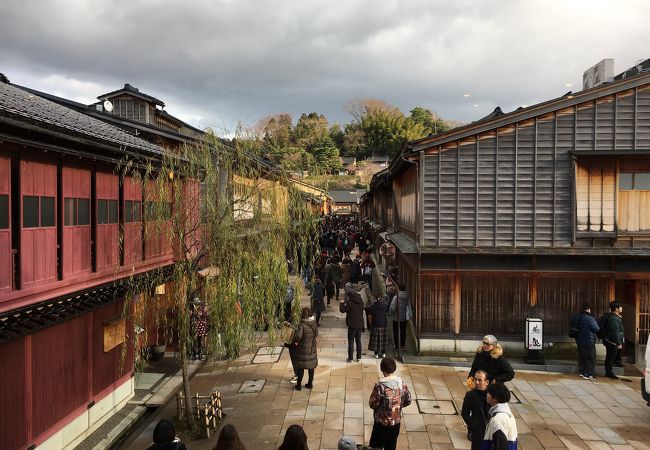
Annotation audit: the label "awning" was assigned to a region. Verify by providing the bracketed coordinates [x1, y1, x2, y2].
[386, 232, 419, 255]
[0, 265, 174, 344]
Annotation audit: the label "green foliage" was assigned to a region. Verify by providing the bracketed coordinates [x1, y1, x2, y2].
[247, 101, 451, 173]
[409, 107, 450, 136]
[309, 136, 343, 174]
[328, 123, 345, 148]
[359, 107, 429, 158]
[261, 113, 293, 147]
[293, 112, 329, 149]
[341, 123, 366, 158]
[120, 133, 320, 430]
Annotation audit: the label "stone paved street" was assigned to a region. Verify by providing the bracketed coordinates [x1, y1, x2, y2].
[123, 285, 650, 450]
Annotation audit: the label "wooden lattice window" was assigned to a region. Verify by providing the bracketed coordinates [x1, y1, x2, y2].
[575, 159, 615, 233]
[617, 160, 650, 232]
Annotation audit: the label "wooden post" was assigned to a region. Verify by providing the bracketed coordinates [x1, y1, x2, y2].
[177, 392, 183, 420]
[195, 393, 200, 419]
[529, 276, 538, 308]
[453, 273, 461, 335]
[204, 404, 210, 437]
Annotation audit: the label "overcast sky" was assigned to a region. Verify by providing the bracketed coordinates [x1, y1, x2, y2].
[1, 0, 649, 136]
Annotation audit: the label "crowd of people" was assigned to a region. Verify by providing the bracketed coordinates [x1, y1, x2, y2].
[149, 343, 520, 450]
[462, 335, 517, 450]
[153, 214, 526, 449]
[146, 212, 639, 450]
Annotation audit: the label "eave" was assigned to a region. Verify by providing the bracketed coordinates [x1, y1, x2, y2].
[408, 71, 650, 153]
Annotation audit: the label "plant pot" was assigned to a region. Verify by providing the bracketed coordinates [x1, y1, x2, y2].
[150, 344, 166, 361]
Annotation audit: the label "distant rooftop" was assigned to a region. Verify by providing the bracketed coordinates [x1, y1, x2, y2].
[97, 83, 165, 107]
[329, 190, 365, 204]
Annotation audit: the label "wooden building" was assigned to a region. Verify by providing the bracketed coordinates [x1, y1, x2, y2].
[0, 79, 176, 450]
[361, 70, 650, 361]
[329, 190, 365, 215]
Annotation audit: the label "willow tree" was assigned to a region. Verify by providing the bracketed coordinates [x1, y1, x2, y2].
[122, 131, 321, 431]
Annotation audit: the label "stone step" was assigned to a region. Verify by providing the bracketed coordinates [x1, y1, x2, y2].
[402, 355, 626, 375]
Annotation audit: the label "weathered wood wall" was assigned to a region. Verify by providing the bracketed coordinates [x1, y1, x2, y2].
[422, 86, 650, 248]
[395, 167, 417, 234]
[418, 272, 612, 338]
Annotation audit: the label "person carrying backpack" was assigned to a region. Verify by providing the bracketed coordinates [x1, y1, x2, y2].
[368, 357, 412, 450]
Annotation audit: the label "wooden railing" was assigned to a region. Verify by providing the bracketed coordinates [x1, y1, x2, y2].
[176, 390, 223, 438]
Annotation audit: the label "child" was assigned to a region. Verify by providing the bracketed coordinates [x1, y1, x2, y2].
[482, 382, 518, 450]
[368, 357, 412, 450]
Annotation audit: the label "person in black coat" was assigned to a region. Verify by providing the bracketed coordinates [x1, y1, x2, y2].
[461, 370, 490, 450]
[350, 254, 362, 283]
[340, 289, 364, 362]
[293, 307, 319, 390]
[601, 301, 625, 379]
[468, 335, 515, 384]
[570, 303, 600, 380]
[146, 419, 187, 450]
[368, 297, 389, 358]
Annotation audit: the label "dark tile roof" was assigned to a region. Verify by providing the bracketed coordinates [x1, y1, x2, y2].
[97, 83, 165, 107]
[329, 190, 365, 203]
[0, 81, 166, 156]
[340, 156, 356, 165]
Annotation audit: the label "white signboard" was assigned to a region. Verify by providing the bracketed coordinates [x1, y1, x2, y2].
[525, 318, 543, 350]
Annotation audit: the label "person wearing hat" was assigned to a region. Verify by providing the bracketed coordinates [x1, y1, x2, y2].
[468, 335, 515, 384]
[337, 435, 356, 450]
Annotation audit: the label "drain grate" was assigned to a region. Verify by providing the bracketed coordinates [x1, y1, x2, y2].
[252, 346, 284, 364]
[238, 379, 266, 394]
[417, 399, 458, 415]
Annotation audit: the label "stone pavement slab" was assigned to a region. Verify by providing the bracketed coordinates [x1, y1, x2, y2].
[120, 282, 650, 450]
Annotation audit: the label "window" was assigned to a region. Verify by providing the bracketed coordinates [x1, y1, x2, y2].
[133, 201, 141, 222]
[41, 197, 55, 227]
[23, 196, 39, 228]
[124, 200, 142, 223]
[618, 170, 650, 232]
[144, 201, 171, 221]
[64, 197, 90, 226]
[78, 199, 90, 225]
[64, 198, 76, 226]
[108, 200, 118, 223]
[0, 195, 8, 229]
[23, 195, 54, 228]
[98, 200, 108, 224]
[619, 173, 633, 190]
[144, 201, 155, 221]
[98, 199, 119, 224]
[619, 172, 650, 191]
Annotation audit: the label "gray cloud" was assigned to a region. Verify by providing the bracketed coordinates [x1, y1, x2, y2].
[1, 0, 649, 134]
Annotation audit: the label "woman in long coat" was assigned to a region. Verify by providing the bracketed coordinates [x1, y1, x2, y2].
[293, 307, 318, 391]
